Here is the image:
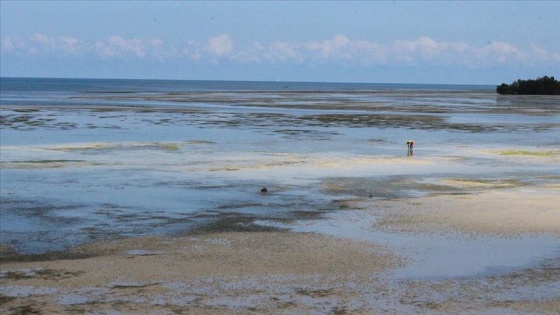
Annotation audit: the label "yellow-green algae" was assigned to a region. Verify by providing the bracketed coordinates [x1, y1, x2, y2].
[161, 143, 180, 151]
[494, 150, 558, 157]
[52, 142, 182, 152]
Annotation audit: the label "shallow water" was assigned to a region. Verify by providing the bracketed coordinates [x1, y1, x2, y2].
[1, 78, 559, 279]
[270, 211, 560, 279]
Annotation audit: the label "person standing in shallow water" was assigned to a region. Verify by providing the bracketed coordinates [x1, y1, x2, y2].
[407, 140, 414, 156]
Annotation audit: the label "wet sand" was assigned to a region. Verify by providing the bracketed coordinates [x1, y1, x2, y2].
[1, 232, 398, 314]
[2, 187, 559, 314]
[370, 187, 560, 236]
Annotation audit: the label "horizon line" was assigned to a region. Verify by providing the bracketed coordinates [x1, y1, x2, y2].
[0, 76, 496, 87]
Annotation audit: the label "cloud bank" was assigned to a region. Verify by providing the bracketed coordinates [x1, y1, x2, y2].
[2, 33, 559, 69]
[4, 33, 560, 83]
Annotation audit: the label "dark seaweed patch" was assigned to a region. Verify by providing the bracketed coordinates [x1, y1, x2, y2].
[0, 295, 17, 304]
[1, 198, 84, 221]
[0, 113, 79, 131]
[2, 269, 85, 281]
[188, 214, 283, 234]
[322, 176, 462, 200]
[10, 160, 85, 164]
[295, 288, 335, 297]
[8, 304, 42, 315]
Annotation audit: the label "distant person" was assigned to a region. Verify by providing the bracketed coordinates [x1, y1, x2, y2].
[407, 140, 414, 150]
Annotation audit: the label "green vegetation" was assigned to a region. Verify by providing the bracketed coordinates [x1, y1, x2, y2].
[496, 76, 560, 95]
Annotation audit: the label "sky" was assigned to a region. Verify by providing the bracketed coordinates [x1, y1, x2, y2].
[1, 1, 559, 84]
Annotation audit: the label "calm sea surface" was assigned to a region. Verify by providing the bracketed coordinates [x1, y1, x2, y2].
[1, 77, 492, 93]
[1, 77, 559, 277]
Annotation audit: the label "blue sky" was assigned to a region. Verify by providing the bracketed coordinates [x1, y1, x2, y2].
[1, 1, 559, 84]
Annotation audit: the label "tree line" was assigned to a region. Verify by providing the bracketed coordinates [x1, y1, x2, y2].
[496, 76, 560, 95]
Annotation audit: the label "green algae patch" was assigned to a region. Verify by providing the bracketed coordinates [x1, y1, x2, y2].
[184, 140, 215, 145]
[159, 143, 180, 151]
[442, 178, 526, 189]
[14, 159, 86, 164]
[494, 150, 559, 157]
[1, 159, 92, 169]
[51, 142, 182, 153]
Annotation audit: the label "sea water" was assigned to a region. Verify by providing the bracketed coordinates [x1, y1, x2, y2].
[1, 78, 559, 277]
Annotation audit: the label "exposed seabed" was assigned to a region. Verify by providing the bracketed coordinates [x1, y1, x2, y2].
[1, 90, 559, 313]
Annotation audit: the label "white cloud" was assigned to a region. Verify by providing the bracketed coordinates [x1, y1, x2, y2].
[206, 34, 234, 56]
[2, 33, 558, 69]
[306, 35, 386, 64]
[96, 36, 142, 57]
[1, 36, 19, 53]
[32, 33, 53, 45]
[177, 41, 202, 60]
[530, 44, 549, 62]
[307, 35, 351, 58]
[476, 41, 525, 64]
[238, 41, 302, 63]
[393, 36, 441, 62]
[0, 34, 168, 59]
[392, 37, 485, 65]
[266, 41, 300, 61]
[94, 35, 167, 59]
[16, 33, 86, 55]
[32, 33, 86, 54]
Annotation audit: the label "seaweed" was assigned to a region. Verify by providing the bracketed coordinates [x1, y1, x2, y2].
[495, 150, 558, 157]
[8, 305, 42, 315]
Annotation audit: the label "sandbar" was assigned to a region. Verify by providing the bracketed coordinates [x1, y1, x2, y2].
[370, 187, 560, 236]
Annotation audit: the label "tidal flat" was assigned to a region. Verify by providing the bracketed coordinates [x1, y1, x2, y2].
[1, 83, 560, 313]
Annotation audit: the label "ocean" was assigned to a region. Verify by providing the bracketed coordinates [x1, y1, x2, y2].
[1, 77, 494, 109]
[1, 77, 493, 93]
[1, 77, 559, 278]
